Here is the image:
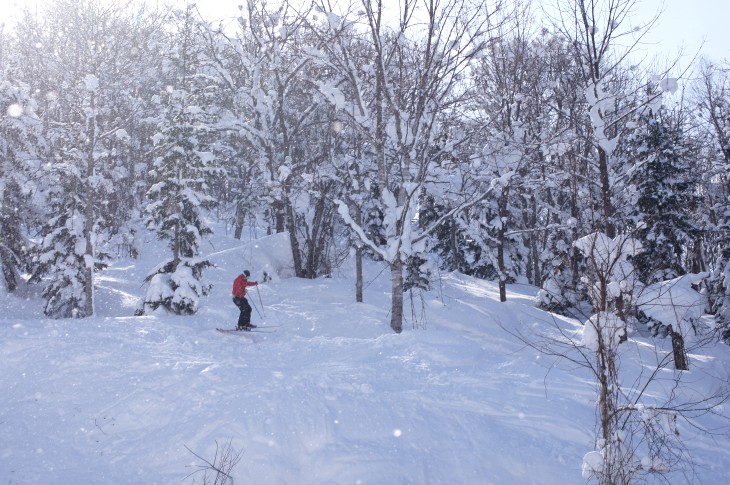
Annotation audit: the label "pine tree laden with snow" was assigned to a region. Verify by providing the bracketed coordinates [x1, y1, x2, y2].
[0, 72, 42, 293]
[626, 105, 699, 285]
[139, 5, 218, 316]
[35, 169, 98, 318]
[9, 0, 166, 315]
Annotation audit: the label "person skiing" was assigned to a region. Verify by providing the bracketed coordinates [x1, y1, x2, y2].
[232, 270, 259, 330]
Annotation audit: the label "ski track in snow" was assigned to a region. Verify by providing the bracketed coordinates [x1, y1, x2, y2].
[2, 233, 730, 484]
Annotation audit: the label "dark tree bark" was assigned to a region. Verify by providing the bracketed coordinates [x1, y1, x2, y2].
[670, 326, 689, 370]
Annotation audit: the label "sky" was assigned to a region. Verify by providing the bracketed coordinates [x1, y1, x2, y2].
[636, 0, 729, 62]
[0, 0, 726, 63]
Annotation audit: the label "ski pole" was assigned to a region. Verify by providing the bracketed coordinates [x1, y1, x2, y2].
[256, 285, 266, 318]
[250, 294, 263, 320]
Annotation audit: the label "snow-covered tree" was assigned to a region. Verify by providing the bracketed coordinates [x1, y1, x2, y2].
[12, 0, 163, 316]
[519, 31, 594, 309]
[514, 228, 727, 485]
[0, 68, 42, 293]
[625, 102, 699, 285]
[574, 232, 676, 483]
[202, 1, 341, 278]
[465, 10, 547, 302]
[693, 61, 730, 340]
[314, 0, 497, 332]
[553, 0, 671, 243]
[195, 2, 273, 241]
[139, 4, 219, 315]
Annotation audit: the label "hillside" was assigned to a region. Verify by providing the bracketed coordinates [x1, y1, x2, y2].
[1, 230, 729, 484]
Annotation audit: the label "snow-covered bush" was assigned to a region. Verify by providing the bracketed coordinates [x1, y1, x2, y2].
[138, 258, 212, 315]
[581, 311, 625, 351]
[535, 271, 579, 314]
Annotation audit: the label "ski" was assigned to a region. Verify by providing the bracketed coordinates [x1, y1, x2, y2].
[216, 327, 276, 334]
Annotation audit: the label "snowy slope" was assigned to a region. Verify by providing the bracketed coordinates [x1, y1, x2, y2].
[1, 230, 729, 484]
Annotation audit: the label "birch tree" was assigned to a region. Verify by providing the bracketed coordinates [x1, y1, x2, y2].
[311, 0, 497, 332]
[204, 1, 339, 278]
[553, 0, 661, 239]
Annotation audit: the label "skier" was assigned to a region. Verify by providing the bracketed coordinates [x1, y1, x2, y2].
[232, 270, 259, 330]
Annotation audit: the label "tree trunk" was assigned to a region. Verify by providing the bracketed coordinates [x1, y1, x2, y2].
[285, 200, 304, 278]
[689, 237, 706, 274]
[570, 159, 581, 291]
[305, 193, 327, 278]
[529, 195, 541, 287]
[594, 316, 621, 484]
[497, 242, 507, 302]
[234, 204, 245, 240]
[670, 326, 689, 370]
[356, 246, 363, 303]
[497, 187, 509, 302]
[83, 91, 96, 318]
[355, 205, 363, 303]
[598, 146, 616, 239]
[84, 183, 95, 318]
[390, 258, 404, 333]
[273, 200, 286, 233]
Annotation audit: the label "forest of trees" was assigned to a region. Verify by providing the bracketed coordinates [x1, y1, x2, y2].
[3, 1, 730, 482]
[1, 0, 729, 337]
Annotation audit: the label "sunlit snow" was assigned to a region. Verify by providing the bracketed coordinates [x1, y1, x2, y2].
[1, 227, 729, 483]
[6, 103, 23, 117]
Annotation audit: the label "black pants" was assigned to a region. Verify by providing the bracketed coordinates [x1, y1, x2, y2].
[233, 297, 252, 327]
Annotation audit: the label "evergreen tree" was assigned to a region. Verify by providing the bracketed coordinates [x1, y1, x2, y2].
[36, 165, 95, 317]
[0, 69, 42, 293]
[422, 195, 499, 280]
[627, 107, 699, 284]
[11, 0, 165, 315]
[139, 5, 219, 315]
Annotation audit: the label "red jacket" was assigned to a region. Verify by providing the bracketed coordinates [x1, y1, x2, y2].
[232, 274, 257, 298]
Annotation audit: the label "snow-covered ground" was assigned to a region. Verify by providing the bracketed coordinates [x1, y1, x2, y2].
[2, 229, 730, 484]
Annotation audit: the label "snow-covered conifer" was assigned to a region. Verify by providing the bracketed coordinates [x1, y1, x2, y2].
[0, 70, 42, 293]
[11, 0, 166, 316]
[139, 4, 218, 315]
[626, 103, 699, 284]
